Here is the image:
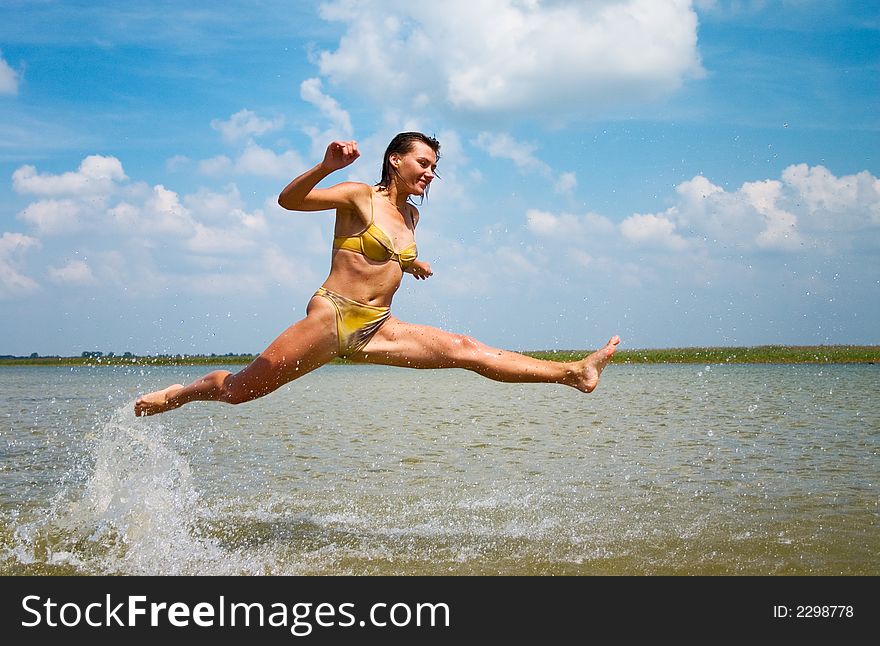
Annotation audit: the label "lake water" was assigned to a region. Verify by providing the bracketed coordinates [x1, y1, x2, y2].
[1, 362, 877, 575]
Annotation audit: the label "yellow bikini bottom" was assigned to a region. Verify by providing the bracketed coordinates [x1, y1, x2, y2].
[314, 287, 390, 358]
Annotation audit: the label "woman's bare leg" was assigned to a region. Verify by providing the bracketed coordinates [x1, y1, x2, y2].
[356, 317, 619, 392]
[134, 296, 339, 416]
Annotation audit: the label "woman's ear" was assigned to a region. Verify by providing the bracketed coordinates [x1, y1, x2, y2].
[390, 152, 401, 168]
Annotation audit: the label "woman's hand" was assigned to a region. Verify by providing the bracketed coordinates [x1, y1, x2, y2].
[321, 140, 360, 172]
[408, 260, 433, 280]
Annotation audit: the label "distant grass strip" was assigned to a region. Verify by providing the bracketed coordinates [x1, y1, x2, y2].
[2, 345, 878, 367]
[526, 345, 879, 364]
[0, 354, 260, 367]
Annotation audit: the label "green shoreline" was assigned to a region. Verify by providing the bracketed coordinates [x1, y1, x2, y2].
[1, 345, 877, 367]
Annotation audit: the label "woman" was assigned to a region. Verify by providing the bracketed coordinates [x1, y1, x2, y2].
[135, 132, 619, 416]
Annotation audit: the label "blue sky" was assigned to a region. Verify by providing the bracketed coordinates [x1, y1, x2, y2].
[1, 0, 878, 356]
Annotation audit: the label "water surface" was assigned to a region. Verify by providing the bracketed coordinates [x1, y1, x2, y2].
[1, 363, 877, 574]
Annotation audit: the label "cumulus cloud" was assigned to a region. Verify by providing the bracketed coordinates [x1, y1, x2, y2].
[620, 212, 690, 250]
[262, 245, 318, 288]
[665, 164, 880, 253]
[475, 131, 577, 193]
[527, 209, 615, 238]
[475, 132, 549, 173]
[5, 151, 322, 301]
[200, 144, 305, 179]
[210, 109, 284, 143]
[166, 155, 191, 172]
[740, 179, 805, 251]
[181, 185, 266, 232]
[199, 155, 234, 176]
[781, 163, 880, 229]
[12, 155, 127, 196]
[316, 0, 703, 117]
[187, 223, 258, 254]
[234, 142, 305, 178]
[300, 77, 354, 156]
[0, 52, 19, 95]
[47, 259, 97, 286]
[554, 172, 577, 195]
[17, 199, 82, 235]
[531, 164, 880, 261]
[0, 232, 40, 298]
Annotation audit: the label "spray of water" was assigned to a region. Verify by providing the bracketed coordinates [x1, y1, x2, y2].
[10, 404, 275, 574]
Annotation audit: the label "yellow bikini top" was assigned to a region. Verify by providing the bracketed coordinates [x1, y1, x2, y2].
[333, 190, 418, 270]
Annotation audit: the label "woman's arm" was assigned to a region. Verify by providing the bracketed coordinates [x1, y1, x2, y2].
[403, 205, 433, 279]
[278, 140, 363, 211]
[406, 259, 433, 280]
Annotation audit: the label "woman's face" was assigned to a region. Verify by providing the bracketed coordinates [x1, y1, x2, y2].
[391, 141, 437, 196]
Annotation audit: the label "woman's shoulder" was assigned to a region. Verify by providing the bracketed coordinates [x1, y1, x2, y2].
[327, 182, 373, 211]
[333, 181, 373, 196]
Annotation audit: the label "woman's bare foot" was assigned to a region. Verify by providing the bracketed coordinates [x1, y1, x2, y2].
[572, 336, 620, 393]
[134, 384, 184, 417]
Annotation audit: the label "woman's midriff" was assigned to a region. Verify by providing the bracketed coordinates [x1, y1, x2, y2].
[321, 249, 403, 307]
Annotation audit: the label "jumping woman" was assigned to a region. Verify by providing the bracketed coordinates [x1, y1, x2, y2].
[135, 133, 619, 416]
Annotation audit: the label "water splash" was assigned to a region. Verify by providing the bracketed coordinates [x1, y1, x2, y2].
[10, 404, 257, 574]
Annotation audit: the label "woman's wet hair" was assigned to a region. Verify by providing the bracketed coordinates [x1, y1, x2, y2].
[377, 132, 441, 202]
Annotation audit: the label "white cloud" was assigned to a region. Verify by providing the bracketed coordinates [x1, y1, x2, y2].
[316, 0, 703, 117]
[107, 202, 140, 229]
[740, 179, 805, 251]
[474, 131, 577, 194]
[526, 209, 562, 236]
[0, 232, 40, 298]
[676, 174, 724, 204]
[186, 223, 257, 254]
[262, 245, 318, 288]
[48, 259, 97, 286]
[234, 142, 306, 178]
[7, 151, 326, 302]
[183, 185, 245, 221]
[620, 212, 690, 250]
[494, 246, 541, 276]
[210, 109, 284, 143]
[17, 199, 82, 235]
[637, 163, 880, 256]
[199, 155, 234, 176]
[475, 132, 549, 173]
[201, 145, 306, 179]
[300, 77, 354, 157]
[12, 155, 127, 196]
[555, 172, 577, 195]
[166, 155, 191, 172]
[0, 52, 19, 95]
[527, 209, 615, 238]
[781, 163, 880, 229]
[613, 164, 880, 255]
[145, 184, 195, 236]
[302, 81, 351, 134]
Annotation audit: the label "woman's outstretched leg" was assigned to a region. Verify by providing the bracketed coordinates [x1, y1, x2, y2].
[356, 318, 619, 392]
[134, 296, 339, 416]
